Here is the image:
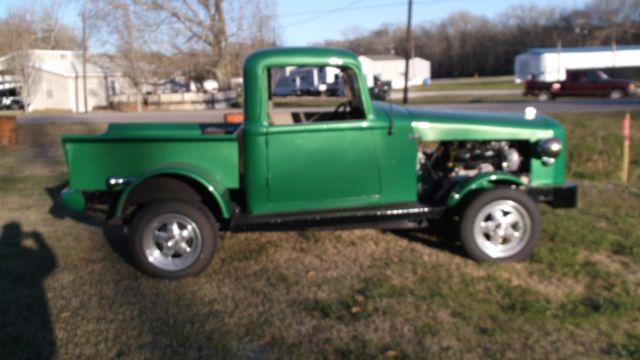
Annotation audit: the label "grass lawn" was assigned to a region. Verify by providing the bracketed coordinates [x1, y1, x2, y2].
[1, 112, 640, 358]
[408, 76, 521, 92]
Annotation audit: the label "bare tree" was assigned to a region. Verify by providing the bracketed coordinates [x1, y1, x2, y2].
[132, 0, 278, 87]
[0, 2, 78, 111]
[132, 0, 231, 87]
[87, 0, 160, 111]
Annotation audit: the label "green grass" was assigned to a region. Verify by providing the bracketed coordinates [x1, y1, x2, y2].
[1, 115, 640, 358]
[409, 76, 521, 92]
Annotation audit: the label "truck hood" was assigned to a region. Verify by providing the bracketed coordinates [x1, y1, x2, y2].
[373, 102, 564, 142]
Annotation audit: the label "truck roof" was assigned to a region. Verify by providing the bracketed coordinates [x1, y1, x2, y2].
[244, 47, 361, 71]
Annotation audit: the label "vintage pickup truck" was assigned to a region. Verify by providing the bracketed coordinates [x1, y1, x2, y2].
[524, 69, 636, 101]
[60, 48, 577, 278]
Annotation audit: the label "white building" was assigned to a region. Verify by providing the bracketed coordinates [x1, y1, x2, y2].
[358, 54, 431, 89]
[514, 45, 640, 83]
[0, 50, 132, 112]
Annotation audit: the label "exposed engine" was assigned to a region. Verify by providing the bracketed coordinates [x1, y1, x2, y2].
[418, 141, 526, 181]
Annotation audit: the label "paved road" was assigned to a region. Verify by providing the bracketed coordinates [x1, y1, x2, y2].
[17, 98, 640, 124]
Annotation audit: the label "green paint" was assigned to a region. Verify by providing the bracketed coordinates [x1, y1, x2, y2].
[447, 172, 525, 207]
[60, 187, 85, 213]
[113, 167, 234, 220]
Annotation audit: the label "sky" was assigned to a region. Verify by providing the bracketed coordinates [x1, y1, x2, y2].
[0, 0, 591, 47]
[277, 0, 591, 46]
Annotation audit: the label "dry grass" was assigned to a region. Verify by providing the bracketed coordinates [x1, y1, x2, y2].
[1, 117, 639, 359]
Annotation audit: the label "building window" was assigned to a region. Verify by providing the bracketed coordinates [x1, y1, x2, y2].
[46, 80, 53, 99]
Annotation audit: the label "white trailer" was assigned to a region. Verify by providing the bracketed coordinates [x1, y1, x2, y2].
[358, 55, 431, 89]
[514, 45, 640, 83]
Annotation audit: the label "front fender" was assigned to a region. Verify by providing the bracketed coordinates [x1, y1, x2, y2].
[113, 167, 234, 220]
[447, 172, 524, 207]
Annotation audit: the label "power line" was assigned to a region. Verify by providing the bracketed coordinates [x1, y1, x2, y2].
[279, 0, 467, 29]
[280, 0, 362, 29]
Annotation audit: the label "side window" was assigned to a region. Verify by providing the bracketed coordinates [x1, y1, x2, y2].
[586, 71, 599, 82]
[268, 66, 365, 126]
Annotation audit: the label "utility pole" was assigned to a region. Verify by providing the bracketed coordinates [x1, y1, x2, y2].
[402, 0, 413, 104]
[82, 5, 88, 113]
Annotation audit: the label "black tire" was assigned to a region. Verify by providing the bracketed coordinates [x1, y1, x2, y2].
[129, 200, 219, 278]
[537, 90, 553, 102]
[609, 89, 626, 99]
[459, 188, 541, 262]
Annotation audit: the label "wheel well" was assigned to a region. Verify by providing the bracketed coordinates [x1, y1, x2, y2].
[121, 175, 223, 224]
[453, 181, 521, 208]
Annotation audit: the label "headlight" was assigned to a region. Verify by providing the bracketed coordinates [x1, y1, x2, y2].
[538, 138, 562, 158]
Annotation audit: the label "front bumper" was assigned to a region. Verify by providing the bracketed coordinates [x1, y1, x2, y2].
[527, 181, 578, 208]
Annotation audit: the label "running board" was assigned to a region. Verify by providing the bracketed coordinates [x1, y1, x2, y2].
[229, 203, 446, 232]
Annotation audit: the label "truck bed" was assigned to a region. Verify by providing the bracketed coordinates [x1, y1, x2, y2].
[62, 123, 241, 191]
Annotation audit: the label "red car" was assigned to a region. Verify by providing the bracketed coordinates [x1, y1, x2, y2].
[524, 70, 636, 101]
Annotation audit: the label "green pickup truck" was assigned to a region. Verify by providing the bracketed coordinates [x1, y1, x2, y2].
[60, 48, 577, 278]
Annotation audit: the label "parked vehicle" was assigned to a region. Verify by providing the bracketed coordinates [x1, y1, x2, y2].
[1, 97, 25, 110]
[369, 75, 391, 101]
[60, 48, 577, 278]
[524, 69, 636, 101]
[272, 66, 340, 96]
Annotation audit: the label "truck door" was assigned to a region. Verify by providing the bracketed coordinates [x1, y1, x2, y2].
[566, 71, 590, 96]
[264, 67, 381, 213]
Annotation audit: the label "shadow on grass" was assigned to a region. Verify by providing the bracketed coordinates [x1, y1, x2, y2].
[45, 181, 132, 268]
[390, 229, 467, 258]
[0, 222, 57, 359]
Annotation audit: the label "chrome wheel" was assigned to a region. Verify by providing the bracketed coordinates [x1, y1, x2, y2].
[472, 200, 531, 259]
[142, 213, 203, 271]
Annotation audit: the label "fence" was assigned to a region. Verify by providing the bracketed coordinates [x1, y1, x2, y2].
[111, 90, 239, 111]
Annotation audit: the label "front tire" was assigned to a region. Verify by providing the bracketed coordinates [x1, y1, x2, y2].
[609, 89, 626, 99]
[129, 200, 219, 278]
[459, 188, 541, 262]
[537, 90, 553, 102]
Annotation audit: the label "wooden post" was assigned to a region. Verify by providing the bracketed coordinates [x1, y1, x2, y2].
[622, 112, 631, 184]
[402, 0, 413, 104]
[0, 116, 17, 146]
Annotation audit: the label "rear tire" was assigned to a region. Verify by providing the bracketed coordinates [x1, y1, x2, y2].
[459, 188, 541, 262]
[129, 200, 219, 278]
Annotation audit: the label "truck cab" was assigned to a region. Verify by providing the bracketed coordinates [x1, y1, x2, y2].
[61, 47, 577, 278]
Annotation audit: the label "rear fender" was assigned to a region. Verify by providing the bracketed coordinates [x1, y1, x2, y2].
[113, 167, 233, 221]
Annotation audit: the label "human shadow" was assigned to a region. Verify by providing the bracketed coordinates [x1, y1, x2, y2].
[0, 222, 57, 359]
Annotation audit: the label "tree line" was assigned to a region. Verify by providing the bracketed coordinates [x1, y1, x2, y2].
[324, 0, 640, 78]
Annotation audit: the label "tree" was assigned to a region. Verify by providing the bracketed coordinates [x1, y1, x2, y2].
[135, 0, 278, 86]
[87, 0, 161, 111]
[0, 2, 79, 111]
